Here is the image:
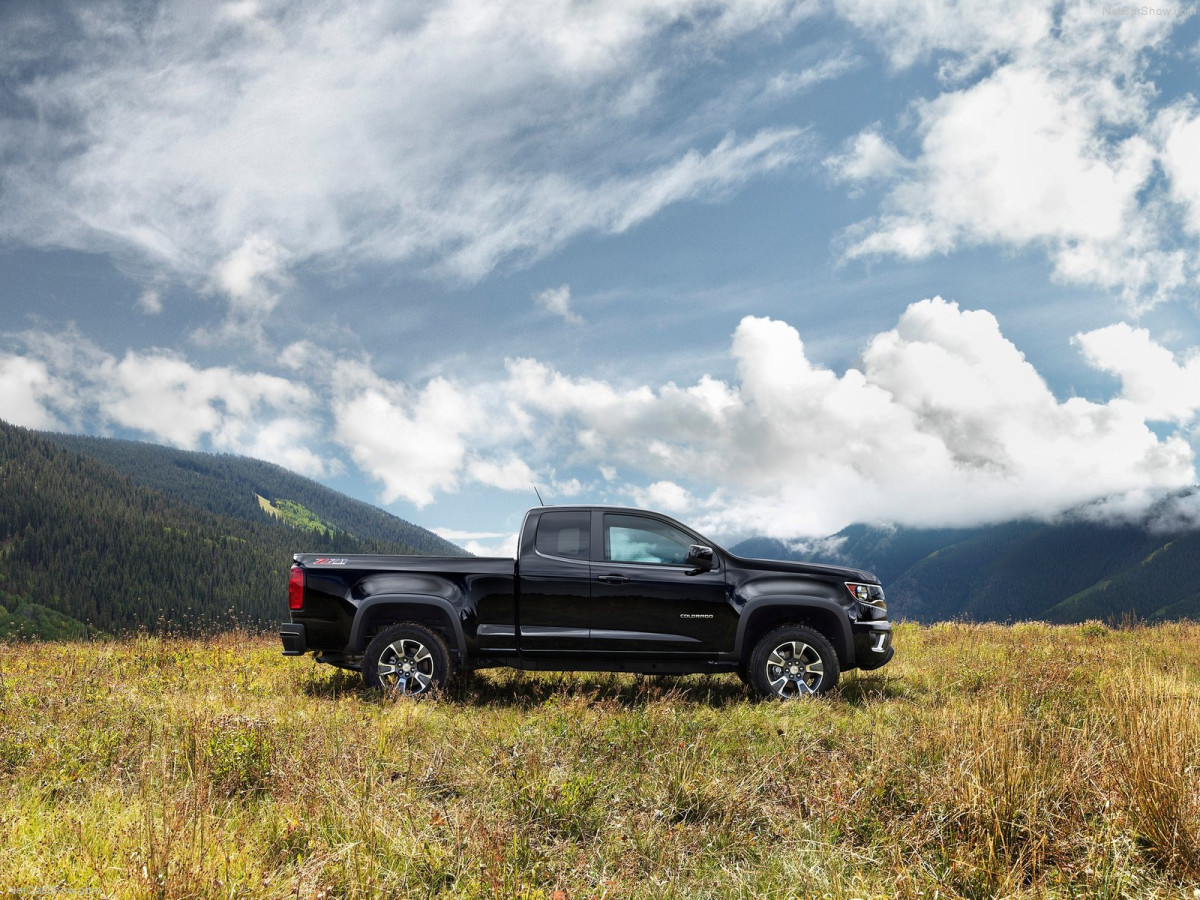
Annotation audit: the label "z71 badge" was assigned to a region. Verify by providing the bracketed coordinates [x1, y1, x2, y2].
[313, 558, 349, 565]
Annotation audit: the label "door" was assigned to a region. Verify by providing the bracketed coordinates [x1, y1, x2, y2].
[589, 512, 733, 654]
[517, 509, 593, 653]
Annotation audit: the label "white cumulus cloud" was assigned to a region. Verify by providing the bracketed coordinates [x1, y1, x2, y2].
[205, 234, 291, 340]
[826, 130, 907, 185]
[468, 457, 540, 492]
[1159, 101, 1200, 235]
[0, 356, 62, 430]
[327, 298, 1195, 537]
[0, 333, 332, 476]
[633, 480, 695, 513]
[828, 0, 1199, 308]
[4, 298, 1196, 539]
[329, 361, 477, 507]
[1073, 323, 1200, 424]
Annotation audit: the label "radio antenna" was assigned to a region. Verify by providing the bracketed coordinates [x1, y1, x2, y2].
[533, 485, 546, 506]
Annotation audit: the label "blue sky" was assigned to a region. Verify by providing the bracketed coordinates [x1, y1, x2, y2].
[2, 0, 1199, 553]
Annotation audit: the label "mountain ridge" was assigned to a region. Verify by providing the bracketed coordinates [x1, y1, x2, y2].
[0, 420, 465, 639]
[730, 497, 1200, 624]
[6, 416, 1197, 634]
[41, 430, 465, 556]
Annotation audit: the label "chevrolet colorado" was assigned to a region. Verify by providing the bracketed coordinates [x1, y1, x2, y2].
[279, 506, 893, 698]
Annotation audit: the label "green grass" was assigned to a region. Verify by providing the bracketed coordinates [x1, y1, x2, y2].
[0, 597, 92, 640]
[1, 622, 1199, 898]
[256, 495, 340, 536]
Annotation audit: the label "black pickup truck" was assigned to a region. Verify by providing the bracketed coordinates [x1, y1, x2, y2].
[279, 505, 893, 699]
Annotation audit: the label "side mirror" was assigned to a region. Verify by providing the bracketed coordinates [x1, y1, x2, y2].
[685, 544, 714, 575]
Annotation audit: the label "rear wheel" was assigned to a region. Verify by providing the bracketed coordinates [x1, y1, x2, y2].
[747, 624, 839, 699]
[362, 622, 450, 697]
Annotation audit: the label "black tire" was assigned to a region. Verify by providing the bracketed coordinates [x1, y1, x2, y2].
[362, 622, 451, 696]
[747, 624, 839, 699]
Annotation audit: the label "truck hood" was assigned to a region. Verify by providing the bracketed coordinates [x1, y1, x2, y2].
[726, 553, 879, 585]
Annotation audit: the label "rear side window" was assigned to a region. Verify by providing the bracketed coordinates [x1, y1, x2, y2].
[535, 511, 591, 560]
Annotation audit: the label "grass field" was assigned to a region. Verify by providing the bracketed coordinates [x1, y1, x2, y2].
[1, 622, 1198, 899]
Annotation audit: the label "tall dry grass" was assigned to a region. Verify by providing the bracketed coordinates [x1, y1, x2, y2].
[0, 622, 1197, 898]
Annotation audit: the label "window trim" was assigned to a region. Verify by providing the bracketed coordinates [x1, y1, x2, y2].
[532, 546, 593, 567]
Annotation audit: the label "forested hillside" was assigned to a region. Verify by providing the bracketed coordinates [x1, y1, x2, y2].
[0, 421, 463, 639]
[43, 431, 465, 556]
[731, 501, 1200, 624]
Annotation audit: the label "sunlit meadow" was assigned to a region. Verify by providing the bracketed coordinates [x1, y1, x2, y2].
[1, 622, 1198, 898]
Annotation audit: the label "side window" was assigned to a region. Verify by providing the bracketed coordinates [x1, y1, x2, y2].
[604, 514, 695, 566]
[534, 511, 591, 560]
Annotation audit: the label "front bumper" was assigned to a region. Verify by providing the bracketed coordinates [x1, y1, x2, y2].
[279, 622, 307, 656]
[852, 620, 893, 671]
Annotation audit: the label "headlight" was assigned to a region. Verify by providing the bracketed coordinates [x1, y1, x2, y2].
[845, 581, 886, 609]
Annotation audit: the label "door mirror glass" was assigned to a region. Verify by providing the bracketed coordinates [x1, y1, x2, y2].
[685, 544, 714, 573]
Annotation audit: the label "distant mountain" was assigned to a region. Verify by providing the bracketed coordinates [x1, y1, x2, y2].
[42, 431, 465, 557]
[732, 523, 980, 586]
[0, 420, 465, 639]
[730, 499, 1200, 624]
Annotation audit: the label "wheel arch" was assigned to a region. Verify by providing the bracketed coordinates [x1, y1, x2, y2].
[349, 594, 466, 662]
[734, 597, 855, 668]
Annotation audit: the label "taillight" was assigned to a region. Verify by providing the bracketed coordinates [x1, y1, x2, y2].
[288, 565, 305, 611]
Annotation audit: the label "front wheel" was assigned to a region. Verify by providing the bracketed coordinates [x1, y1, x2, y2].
[362, 622, 451, 697]
[747, 624, 839, 699]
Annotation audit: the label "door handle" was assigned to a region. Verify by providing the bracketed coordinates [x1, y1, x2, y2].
[596, 574, 630, 584]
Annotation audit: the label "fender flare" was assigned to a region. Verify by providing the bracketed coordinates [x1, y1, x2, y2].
[733, 596, 856, 667]
[349, 593, 467, 659]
